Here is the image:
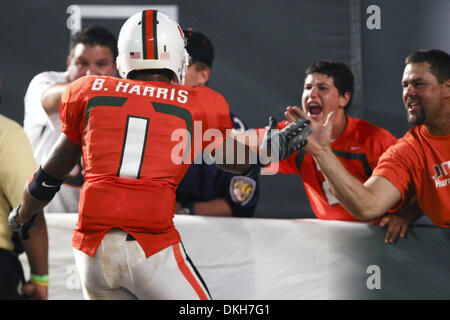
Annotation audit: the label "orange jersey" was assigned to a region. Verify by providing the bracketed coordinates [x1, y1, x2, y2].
[263, 116, 398, 221]
[60, 75, 233, 257]
[373, 125, 450, 227]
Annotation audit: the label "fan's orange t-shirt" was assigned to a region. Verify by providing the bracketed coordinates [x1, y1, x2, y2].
[373, 125, 450, 227]
[262, 116, 398, 221]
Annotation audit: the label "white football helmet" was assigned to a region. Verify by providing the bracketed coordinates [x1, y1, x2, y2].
[117, 10, 188, 84]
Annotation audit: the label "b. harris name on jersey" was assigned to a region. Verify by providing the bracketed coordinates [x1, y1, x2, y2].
[90, 78, 188, 104]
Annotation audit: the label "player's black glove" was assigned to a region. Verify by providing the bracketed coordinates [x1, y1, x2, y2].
[259, 116, 311, 163]
[8, 205, 38, 240]
[278, 115, 311, 159]
[243, 116, 311, 177]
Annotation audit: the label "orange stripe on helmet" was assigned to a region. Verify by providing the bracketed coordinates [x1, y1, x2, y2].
[142, 10, 158, 59]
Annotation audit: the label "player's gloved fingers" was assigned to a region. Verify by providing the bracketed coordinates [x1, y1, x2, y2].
[300, 139, 308, 148]
[8, 206, 26, 233]
[293, 139, 308, 152]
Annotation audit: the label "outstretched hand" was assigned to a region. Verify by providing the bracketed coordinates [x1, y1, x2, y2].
[284, 106, 335, 156]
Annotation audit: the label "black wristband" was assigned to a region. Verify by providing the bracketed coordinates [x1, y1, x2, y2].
[28, 166, 65, 202]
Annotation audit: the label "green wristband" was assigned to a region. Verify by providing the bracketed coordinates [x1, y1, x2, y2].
[31, 273, 49, 283]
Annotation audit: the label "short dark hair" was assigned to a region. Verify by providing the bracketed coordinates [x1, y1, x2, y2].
[127, 69, 175, 81]
[305, 60, 355, 112]
[69, 25, 118, 60]
[405, 49, 450, 83]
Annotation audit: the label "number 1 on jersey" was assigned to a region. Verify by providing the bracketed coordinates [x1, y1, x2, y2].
[117, 116, 150, 179]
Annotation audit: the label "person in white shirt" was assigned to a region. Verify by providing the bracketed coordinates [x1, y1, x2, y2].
[23, 25, 118, 213]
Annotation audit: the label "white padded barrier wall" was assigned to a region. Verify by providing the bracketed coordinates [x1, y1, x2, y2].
[20, 214, 450, 299]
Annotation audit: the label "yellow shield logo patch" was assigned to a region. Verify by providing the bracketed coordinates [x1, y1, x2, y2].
[230, 176, 256, 205]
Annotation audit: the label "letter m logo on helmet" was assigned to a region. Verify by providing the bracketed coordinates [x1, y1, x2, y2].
[117, 10, 188, 84]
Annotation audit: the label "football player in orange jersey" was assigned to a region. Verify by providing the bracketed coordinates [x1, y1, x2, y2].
[285, 49, 450, 230]
[9, 10, 310, 299]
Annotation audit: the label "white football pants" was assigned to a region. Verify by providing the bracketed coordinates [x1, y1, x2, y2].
[73, 228, 211, 300]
